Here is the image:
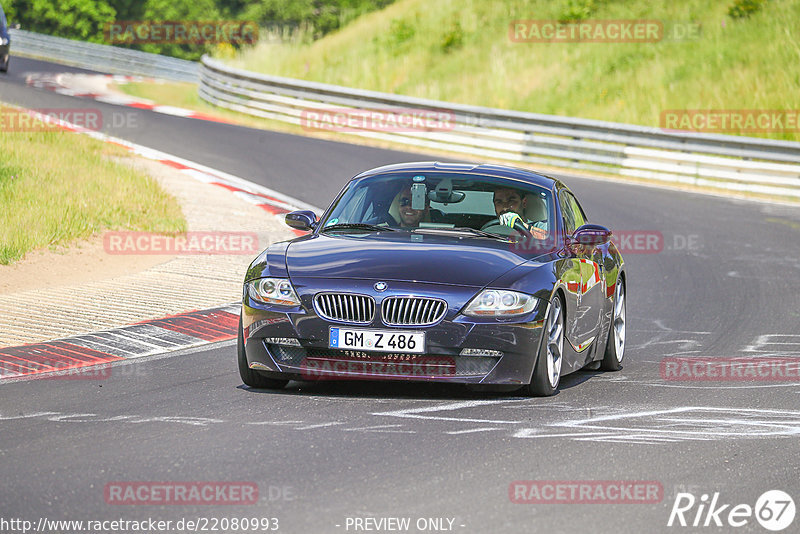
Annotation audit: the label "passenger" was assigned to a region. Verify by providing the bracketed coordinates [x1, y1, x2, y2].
[492, 187, 547, 238]
[389, 185, 430, 228]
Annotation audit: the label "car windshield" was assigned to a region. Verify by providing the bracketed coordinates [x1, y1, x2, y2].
[320, 172, 555, 241]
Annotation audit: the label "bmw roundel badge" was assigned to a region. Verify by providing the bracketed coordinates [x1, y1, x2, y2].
[374, 282, 388, 292]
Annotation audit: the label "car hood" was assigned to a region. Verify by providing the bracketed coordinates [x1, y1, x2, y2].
[285, 232, 537, 287]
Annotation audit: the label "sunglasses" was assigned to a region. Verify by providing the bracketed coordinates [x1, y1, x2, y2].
[399, 197, 412, 207]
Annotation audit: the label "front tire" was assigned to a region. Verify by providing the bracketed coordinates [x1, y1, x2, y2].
[238, 315, 289, 389]
[600, 277, 626, 371]
[523, 295, 564, 396]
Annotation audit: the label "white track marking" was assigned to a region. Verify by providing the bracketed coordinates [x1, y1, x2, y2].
[0, 412, 60, 420]
[7, 405, 800, 443]
[342, 424, 415, 433]
[177, 169, 217, 183]
[513, 406, 800, 444]
[445, 427, 501, 435]
[152, 105, 196, 117]
[294, 422, 344, 430]
[743, 334, 800, 354]
[12, 413, 226, 426]
[628, 381, 800, 390]
[245, 421, 305, 426]
[126, 416, 225, 426]
[373, 399, 523, 424]
[94, 95, 138, 105]
[652, 320, 711, 334]
[630, 320, 711, 352]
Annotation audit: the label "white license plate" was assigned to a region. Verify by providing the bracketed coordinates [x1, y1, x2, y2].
[329, 327, 425, 353]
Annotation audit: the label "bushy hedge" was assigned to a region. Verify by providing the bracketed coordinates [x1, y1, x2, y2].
[3, 0, 393, 60]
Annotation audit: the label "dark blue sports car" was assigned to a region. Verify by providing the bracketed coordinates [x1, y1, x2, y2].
[238, 162, 626, 395]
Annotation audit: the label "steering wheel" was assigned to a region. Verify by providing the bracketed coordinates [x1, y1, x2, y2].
[480, 217, 532, 237]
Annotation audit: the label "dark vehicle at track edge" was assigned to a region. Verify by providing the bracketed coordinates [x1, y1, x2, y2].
[238, 162, 626, 396]
[0, 3, 9, 73]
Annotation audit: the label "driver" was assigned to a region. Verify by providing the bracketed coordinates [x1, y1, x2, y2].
[492, 187, 547, 238]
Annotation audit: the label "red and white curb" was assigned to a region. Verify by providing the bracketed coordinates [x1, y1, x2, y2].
[0, 305, 240, 379]
[25, 72, 231, 123]
[0, 104, 322, 377]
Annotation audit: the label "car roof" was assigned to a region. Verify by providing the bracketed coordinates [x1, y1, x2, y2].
[352, 161, 561, 191]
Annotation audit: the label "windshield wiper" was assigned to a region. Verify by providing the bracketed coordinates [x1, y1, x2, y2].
[320, 223, 398, 233]
[414, 226, 510, 241]
[452, 227, 512, 240]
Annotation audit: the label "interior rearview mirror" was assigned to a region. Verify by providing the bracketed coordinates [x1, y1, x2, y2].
[428, 178, 465, 204]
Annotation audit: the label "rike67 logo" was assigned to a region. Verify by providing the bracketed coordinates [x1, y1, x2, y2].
[668, 490, 795, 531]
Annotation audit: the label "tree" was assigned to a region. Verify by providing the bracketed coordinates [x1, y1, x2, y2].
[7, 0, 116, 43]
[134, 0, 222, 60]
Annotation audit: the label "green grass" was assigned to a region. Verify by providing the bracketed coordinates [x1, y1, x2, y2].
[226, 0, 800, 141]
[0, 119, 186, 265]
[117, 81, 212, 113]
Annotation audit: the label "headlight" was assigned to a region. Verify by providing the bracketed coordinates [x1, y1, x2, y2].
[463, 290, 538, 317]
[246, 278, 301, 306]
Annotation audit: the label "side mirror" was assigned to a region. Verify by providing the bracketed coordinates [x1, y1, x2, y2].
[568, 224, 612, 247]
[285, 210, 317, 232]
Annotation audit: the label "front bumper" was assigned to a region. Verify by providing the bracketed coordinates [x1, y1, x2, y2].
[242, 280, 548, 385]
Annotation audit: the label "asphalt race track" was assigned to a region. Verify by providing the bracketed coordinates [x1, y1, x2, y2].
[1, 57, 799, 533]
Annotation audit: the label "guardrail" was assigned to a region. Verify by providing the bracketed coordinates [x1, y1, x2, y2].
[199, 55, 800, 199]
[8, 28, 800, 198]
[9, 29, 198, 82]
